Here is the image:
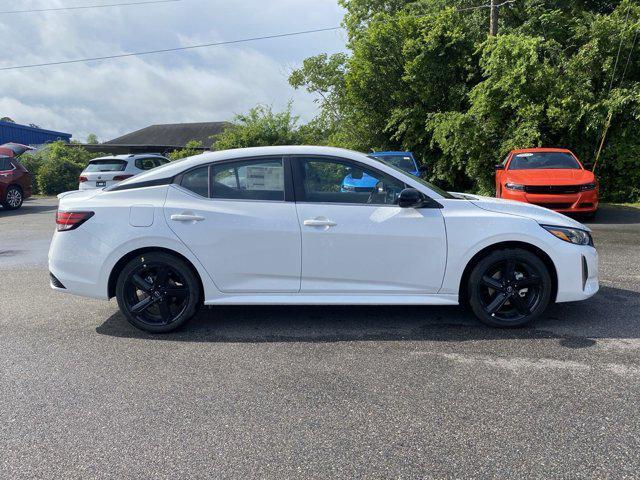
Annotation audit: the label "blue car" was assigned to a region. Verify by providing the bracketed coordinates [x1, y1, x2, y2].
[342, 151, 421, 192]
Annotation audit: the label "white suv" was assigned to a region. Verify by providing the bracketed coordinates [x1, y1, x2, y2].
[78, 154, 169, 191]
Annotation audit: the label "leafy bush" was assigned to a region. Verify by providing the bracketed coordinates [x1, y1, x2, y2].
[20, 141, 107, 195]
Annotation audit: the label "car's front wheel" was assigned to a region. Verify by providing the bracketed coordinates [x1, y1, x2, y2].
[2, 185, 23, 210]
[115, 252, 201, 333]
[468, 248, 552, 328]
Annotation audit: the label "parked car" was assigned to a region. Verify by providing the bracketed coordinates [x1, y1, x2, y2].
[79, 154, 169, 191]
[342, 151, 421, 192]
[495, 148, 598, 218]
[0, 143, 34, 210]
[49, 146, 598, 333]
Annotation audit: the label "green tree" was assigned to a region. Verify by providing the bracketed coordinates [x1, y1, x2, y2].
[291, 0, 640, 200]
[168, 140, 205, 161]
[86, 133, 99, 144]
[213, 104, 305, 150]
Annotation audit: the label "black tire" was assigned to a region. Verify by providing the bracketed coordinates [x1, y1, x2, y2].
[115, 252, 201, 333]
[468, 248, 552, 328]
[2, 185, 23, 210]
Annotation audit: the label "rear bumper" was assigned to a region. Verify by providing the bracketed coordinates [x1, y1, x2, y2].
[501, 189, 598, 213]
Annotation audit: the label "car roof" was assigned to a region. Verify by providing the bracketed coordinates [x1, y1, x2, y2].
[111, 145, 412, 189]
[510, 147, 574, 154]
[370, 151, 413, 156]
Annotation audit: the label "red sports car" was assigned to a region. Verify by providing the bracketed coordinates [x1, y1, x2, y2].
[495, 148, 598, 217]
[0, 143, 34, 210]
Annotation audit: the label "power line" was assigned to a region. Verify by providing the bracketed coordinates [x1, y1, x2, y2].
[457, 0, 515, 12]
[0, 27, 343, 71]
[0, 0, 181, 15]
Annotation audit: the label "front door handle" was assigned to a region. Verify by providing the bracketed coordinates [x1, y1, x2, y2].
[170, 213, 205, 222]
[303, 218, 337, 227]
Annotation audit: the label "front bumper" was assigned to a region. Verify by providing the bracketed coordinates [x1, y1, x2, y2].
[501, 189, 598, 213]
[554, 243, 599, 302]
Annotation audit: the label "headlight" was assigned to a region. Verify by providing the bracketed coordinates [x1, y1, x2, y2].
[542, 225, 593, 246]
[580, 183, 597, 191]
[505, 182, 525, 191]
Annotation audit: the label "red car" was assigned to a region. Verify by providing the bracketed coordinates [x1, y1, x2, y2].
[495, 148, 598, 218]
[0, 143, 34, 210]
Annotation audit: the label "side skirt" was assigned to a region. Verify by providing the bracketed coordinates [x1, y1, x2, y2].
[205, 294, 459, 306]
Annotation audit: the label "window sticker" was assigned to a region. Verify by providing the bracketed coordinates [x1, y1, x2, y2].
[245, 165, 284, 191]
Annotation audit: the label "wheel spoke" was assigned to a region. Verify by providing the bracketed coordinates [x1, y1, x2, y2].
[131, 296, 154, 314]
[158, 301, 172, 324]
[503, 259, 516, 281]
[166, 287, 187, 298]
[155, 266, 169, 286]
[509, 294, 531, 315]
[516, 275, 541, 288]
[486, 292, 508, 315]
[132, 274, 153, 293]
[481, 275, 504, 291]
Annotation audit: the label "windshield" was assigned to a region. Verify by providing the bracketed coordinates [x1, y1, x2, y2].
[375, 154, 416, 173]
[85, 159, 127, 172]
[369, 155, 456, 199]
[509, 152, 581, 170]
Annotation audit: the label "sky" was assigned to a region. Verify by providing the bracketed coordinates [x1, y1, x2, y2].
[0, 0, 347, 142]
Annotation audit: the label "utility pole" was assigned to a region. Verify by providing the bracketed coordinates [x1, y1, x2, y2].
[489, 0, 499, 36]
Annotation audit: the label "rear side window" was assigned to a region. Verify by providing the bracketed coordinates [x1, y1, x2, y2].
[0, 157, 13, 170]
[212, 158, 284, 201]
[85, 159, 127, 172]
[135, 157, 160, 170]
[181, 166, 210, 197]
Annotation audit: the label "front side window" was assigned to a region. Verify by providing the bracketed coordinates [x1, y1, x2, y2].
[212, 158, 284, 201]
[296, 157, 405, 205]
[509, 152, 581, 170]
[85, 159, 127, 172]
[373, 154, 416, 173]
[181, 166, 209, 197]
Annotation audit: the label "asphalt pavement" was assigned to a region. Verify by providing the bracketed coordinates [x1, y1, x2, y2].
[1, 197, 639, 479]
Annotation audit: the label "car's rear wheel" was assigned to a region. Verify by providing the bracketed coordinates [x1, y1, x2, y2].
[115, 252, 201, 333]
[468, 248, 552, 328]
[2, 185, 23, 210]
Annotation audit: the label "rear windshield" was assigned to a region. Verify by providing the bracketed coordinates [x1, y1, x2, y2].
[509, 152, 580, 170]
[85, 159, 127, 172]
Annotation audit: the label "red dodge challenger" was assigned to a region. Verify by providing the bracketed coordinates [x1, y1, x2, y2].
[495, 148, 598, 218]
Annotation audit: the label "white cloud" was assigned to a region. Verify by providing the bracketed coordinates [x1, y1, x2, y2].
[0, 0, 346, 142]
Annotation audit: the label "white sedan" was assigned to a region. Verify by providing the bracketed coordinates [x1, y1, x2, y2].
[49, 146, 598, 333]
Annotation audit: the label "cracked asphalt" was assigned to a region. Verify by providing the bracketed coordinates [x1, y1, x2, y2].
[1, 198, 639, 479]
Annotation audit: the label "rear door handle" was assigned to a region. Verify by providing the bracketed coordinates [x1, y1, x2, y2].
[170, 213, 205, 222]
[303, 218, 337, 227]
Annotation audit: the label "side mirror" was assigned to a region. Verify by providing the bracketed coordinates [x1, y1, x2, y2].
[398, 188, 425, 208]
[495, 164, 504, 171]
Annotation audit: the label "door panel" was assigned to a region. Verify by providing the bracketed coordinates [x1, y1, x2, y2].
[291, 155, 447, 293]
[164, 162, 301, 293]
[296, 203, 446, 293]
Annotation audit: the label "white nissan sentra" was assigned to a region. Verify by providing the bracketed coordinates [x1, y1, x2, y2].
[49, 146, 598, 333]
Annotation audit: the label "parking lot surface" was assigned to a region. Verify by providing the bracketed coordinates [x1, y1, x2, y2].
[1, 197, 639, 479]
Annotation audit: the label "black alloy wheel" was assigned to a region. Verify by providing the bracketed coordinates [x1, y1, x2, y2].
[116, 252, 200, 333]
[468, 248, 552, 328]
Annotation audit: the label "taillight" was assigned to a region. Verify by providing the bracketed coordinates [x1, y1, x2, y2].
[78, 176, 88, 183]
[56, 211, 94, 231]
[112, 174, 134, 181]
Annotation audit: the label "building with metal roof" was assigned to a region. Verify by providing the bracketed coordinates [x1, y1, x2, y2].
[0, 120, 72, 146]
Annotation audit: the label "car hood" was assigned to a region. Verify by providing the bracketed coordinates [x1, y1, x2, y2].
[452, 193, 590, 231]
[504, 168, 595, 185]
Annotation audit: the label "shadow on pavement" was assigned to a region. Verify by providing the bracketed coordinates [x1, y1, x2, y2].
[583, 205, 640, 225]
[0, 203, 57, 217]
[96, 286, 639, 348]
